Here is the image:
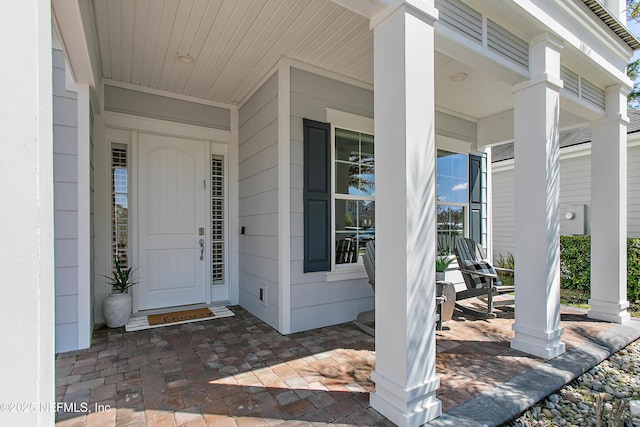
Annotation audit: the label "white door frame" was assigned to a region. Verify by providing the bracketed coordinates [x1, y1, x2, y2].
[128, 133, 230, 313]
[99, 114, 237, 318]
[134, 132, 209, 311]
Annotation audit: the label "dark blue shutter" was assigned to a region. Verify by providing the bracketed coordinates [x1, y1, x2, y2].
[303, 119, 331, 272]
[469, 154, 482, 244]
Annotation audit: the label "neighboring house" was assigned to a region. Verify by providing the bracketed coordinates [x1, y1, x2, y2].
[491, 110, 640, 259]
[2, 1, 638, 426]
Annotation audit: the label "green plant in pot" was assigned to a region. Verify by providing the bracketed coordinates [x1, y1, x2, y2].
[436, 249, 454, 281]
[102, 258, 139, 328]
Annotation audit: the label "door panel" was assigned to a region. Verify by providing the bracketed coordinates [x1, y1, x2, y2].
[138, 134, 206, 310]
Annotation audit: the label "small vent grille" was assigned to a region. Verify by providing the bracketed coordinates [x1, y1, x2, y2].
[435, 0, 482, 44]
[581, 78, 606, 109]
[487, 19, 529, 69]
[211, 155, 225, 285]
[560, 66, 580, 97]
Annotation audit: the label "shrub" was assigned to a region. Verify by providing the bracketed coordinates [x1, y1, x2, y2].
[496, 253, 515, 270]
[559, 235, 591, 292]
[628, 238, 640, 301]
[558, 235, 640, 302]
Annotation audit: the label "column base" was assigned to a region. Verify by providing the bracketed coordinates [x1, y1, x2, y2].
[511, 323, 565, 359]
[370, 370, 441, 427]
[588, 299, 630, 324]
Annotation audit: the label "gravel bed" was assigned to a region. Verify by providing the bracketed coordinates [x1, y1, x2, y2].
[503, 339, 640, 427]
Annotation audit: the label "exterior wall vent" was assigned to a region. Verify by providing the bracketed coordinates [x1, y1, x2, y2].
[435, 0, 482, 44]
[581, 78, 606, 110]
[560, 66, 580, 98]
[487, 19, 529, 70]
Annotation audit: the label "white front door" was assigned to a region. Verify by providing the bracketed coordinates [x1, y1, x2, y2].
[137, 133, 207, 310]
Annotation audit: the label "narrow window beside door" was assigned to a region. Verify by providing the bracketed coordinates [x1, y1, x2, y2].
[211, 155, 225, 284]
[111, 144, 128, 267]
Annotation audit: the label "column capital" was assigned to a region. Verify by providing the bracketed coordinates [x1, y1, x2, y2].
[371, 0, 438, 30]
[530, 33, 565, 52]
[512, 74, 563, 94]
[529, 33, 563, 82]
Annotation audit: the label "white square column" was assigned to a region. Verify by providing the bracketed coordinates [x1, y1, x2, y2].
[511, 34, 566, 360]
[0, 0, 55, 425]
[589, 86, 630, 323]
[370, 1, 441, 426]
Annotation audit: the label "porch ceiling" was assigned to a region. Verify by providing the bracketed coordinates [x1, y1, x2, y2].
[91, 0, 513, 117]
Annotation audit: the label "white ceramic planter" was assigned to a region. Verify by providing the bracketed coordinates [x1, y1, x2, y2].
[102, 293, 132, 328]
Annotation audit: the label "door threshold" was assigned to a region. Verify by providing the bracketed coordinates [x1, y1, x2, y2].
[132, 301, 231, 318]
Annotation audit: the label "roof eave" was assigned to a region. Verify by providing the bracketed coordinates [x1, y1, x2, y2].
[582, 0, 640, 51]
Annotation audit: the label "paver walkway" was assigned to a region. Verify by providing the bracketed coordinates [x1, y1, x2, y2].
[54, 303, 637, 426]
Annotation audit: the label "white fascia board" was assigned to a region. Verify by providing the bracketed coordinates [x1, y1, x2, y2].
[492, 131, 640, 173]
[51, 0, 99, 90]
[330, 0, 387, 19]
[511, 0, 630, 84]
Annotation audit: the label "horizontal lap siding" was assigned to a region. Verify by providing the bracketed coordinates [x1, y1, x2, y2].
[238, 72, 279, 329]
[492, 141, 640, 259]
[53, 48, 80, 353]
[289, 68, 374, 333]
[491, 167, 515, 260]
[558, 155, 591, 235]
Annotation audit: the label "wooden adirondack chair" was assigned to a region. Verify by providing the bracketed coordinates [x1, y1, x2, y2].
[355, 240, 449, 335]
[454, 238, 514, 318]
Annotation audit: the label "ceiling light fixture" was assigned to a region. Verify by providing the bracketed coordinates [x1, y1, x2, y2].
[176, 54, 194, 64]
[449, 72, 468, 82]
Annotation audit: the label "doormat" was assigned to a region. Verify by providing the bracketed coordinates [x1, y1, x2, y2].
[125, 306, 234, 332]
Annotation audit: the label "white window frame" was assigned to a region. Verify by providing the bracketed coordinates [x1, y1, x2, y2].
[325, 108, 374, 281]
[436, 148, 470, 255]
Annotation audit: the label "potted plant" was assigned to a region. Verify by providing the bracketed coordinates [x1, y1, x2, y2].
[102, 258, 139, 328]
[436, 250, 454, 281]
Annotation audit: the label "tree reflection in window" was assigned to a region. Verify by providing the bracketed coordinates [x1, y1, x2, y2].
[335, 128, 375, 264]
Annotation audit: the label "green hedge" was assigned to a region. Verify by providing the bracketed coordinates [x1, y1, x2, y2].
[559, 235, 640, 302]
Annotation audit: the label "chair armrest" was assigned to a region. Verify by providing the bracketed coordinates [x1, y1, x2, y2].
[458, 268, 497, 279]
[494, 267, 514, 274]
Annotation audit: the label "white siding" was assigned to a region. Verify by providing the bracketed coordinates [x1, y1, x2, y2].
[628, 143, 640, 237]
[491, 139, 640, 261]
[491, 165, 516, 260]
[238, 72, 279, 329]
[53, 48, 79, 353]
[289, 68, 374, 333]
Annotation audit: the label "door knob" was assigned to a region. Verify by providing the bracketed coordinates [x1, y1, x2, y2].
[199, 239, 205, 261]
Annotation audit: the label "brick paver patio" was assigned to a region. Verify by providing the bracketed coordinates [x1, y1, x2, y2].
[54, 302, 616, 426]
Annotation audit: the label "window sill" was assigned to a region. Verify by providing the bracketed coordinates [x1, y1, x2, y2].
[325, 266, 367, 282]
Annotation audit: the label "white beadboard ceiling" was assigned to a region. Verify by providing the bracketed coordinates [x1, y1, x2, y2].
[92, 0, 513, 118]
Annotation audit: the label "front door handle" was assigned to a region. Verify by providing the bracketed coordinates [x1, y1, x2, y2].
[199, 239, 205, 261]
